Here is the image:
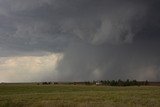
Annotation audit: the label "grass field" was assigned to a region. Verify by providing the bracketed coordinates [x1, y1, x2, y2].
[0, 84, 159, 107]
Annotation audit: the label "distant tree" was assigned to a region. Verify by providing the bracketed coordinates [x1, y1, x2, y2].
[132, 80, 138, 86]
[85, 81, 91, 85]
[92, 80, 96, 84]
[124, 79, 130, 86]
[42, 82, 51, 85]
[117, 79, 124, 86]
[145, 80, 149, 85]
[110, 80, 117, 86]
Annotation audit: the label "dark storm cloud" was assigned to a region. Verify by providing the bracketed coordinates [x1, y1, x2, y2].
[0, 0, 160, 81]
[0, 0, 147, 52]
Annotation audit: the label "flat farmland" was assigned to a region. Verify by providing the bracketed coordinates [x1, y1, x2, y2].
[0, 84, 159, 107]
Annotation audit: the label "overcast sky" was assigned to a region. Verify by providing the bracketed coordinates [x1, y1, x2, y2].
[0, 0, 160, 82]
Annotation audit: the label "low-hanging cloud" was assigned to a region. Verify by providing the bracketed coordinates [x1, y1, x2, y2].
[56, 42, 160, 81]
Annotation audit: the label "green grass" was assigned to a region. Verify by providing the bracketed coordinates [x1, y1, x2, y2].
[0, 84, 159, 107]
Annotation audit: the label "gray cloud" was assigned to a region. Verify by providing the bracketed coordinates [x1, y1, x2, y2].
[0, 0, 160, 82]
[56, 42, 160, 81]
[0, 0, 148, 52]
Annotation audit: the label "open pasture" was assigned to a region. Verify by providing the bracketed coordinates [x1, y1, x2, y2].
[0, 84, 159, 107]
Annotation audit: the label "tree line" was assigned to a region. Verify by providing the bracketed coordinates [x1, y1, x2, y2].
[93, 79, 149, 86]
[37, 79, 149, 86]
